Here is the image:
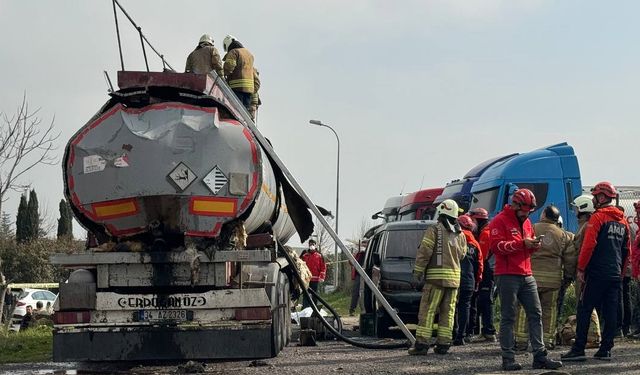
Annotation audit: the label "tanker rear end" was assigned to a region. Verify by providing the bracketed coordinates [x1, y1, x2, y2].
[51, 71, 300, 361]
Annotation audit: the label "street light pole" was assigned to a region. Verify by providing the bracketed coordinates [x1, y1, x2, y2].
[309, 119, 340, 289]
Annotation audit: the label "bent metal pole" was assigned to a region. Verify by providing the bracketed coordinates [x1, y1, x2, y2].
[209, 71, 415, 344]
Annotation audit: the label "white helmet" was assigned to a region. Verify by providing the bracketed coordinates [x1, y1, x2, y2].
[572, 194, 595, 214]
[436, 199, 461, 219]
[199, 34, 214, 46]
[557, 215, 563, 228]
[223, 34, 236, 52]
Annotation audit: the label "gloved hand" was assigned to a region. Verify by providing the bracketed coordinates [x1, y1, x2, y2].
[410, 272, 425, 291]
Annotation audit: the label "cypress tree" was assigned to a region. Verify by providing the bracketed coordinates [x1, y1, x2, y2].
[57, 199, 73, 239]
[0, 212, 13, 240]
[26, 189, 40, 241]
[16, 194, 28, 243]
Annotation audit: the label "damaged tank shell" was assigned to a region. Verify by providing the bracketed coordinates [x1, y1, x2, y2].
[64, 71, 311, 246]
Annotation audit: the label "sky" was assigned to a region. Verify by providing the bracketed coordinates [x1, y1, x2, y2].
[0, 0, 639, 247]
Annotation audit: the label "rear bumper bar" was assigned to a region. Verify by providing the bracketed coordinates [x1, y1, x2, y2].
[53, 324, 272, 361]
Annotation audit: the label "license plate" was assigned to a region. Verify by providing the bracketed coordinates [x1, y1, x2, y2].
[138, 310, 189, 322]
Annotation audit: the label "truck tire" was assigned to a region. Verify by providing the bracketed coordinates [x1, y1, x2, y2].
[270, 271, 289, 357]
[375, 309, 391, 338]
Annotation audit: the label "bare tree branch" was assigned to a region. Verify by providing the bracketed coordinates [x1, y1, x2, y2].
[0, 94, 60, 214]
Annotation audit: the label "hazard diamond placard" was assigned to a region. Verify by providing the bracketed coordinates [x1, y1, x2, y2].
[168, 162, 197, 191]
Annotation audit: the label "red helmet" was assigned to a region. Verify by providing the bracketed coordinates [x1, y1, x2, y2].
[591, 181, 617, 199]
[512, 188, 537, 211]
[468, 208, 489, 220]
[457, 214, 476, 231]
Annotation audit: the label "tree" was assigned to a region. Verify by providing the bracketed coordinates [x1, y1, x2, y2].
[26, 189, 40, 240]
[0, 94, 57, 319]
[15, 194, 28, 243]
[0, 212, 13, 240]
[57, 199, 73, 239]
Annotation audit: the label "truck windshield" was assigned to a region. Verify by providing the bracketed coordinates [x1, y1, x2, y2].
[441, 182, 464, 198]
[471, 187, 500, 213]
[384, 229, 426, 259]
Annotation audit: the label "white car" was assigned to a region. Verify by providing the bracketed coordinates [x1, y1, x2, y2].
[11, 288, 57, 329]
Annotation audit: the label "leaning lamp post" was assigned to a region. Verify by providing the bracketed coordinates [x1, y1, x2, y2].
[309, 119, 340, 289]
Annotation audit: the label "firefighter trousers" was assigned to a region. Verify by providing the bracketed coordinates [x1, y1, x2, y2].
[514, 287, 559, 348]
[416, 284, 458, 345]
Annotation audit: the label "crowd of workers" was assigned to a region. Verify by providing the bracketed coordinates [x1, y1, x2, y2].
[185, 34, 261, 120]
[409, 181, 635, 371]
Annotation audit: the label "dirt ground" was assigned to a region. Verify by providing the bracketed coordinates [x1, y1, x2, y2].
[2, 317, 640, 375]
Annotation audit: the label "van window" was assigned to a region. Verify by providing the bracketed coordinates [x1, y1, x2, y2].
[471, 187, 500, 213]
[384, 229, 426, 259]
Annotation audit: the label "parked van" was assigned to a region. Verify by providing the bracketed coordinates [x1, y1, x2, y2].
[361, 220, 431, 337]
[469, 143, 582, 232]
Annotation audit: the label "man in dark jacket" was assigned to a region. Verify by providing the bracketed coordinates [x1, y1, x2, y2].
[490, 188, 562, 371]
[562, 182, 631, 362]
[469, 208, 497, 342]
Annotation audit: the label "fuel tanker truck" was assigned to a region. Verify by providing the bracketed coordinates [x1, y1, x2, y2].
[50, 71, 316, 361]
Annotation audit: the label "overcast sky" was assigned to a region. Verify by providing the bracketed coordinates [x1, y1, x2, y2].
[0, 0, 639, 246]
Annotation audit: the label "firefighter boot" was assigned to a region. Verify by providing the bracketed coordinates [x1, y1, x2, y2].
[433, 344, 450, 354]
[408, 341, 429, 356]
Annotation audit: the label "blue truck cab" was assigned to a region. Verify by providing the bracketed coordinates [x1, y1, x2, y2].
[434, 153, 518, 212]
[468, 143, 582, 233]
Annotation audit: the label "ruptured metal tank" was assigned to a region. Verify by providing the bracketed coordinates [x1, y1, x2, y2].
[64, 72, 299, 247]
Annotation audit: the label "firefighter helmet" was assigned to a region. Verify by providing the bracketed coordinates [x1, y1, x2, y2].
[223, 34, 236, 52]
[436, 199, 462, 219]
[590, 181, 618, 198]
[468, 207, 489, 220]
[199, 34, 214, 46]
[572, 194, 595, 214]
[511, 188, 537, 211]
[457, 214, 476, 232]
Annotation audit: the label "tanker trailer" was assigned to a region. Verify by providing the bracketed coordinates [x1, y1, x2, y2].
[50, 71, 313, 361]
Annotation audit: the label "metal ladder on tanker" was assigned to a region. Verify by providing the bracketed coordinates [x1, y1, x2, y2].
[208, 71, 416, 345]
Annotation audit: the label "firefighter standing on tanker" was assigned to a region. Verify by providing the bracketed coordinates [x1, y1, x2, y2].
[490, 188, 562, 371]
[408, 199, 467, 356]
[562, 182, 631, 362]
[513, 205, 577, 350]
[453, 214, 483, 346]
[185, 34, 223, 76]
[222, 35, 255, 114]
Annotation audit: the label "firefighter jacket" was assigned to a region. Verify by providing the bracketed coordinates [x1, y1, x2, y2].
[414, 222, 467, 288]
[531, 219, 577, 289]
[578, 206, 630, 281]
[460, 229, 484, 291]
[302, 250, 327, 282]
[223, 47, 255, 93]
[489, 205, 538, 276]
[251, 68, 261, 106]
[185, 45, 223, 76]
[573, 215, 590, 259]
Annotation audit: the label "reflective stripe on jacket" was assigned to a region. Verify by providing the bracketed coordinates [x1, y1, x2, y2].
[414, 222, 467, 288]
[489, 205, 537, 276]
[531, 220, 577, 289]
[223, 48, 255, 93]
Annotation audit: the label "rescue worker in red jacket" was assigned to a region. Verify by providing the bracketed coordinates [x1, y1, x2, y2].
[408, 199, 467, 355]
[453, 214, 483, 346]
[490, 188, 562, 371]
[468, 207, 497, 341]
[563, 182, 631, 362]
[301, 239, 327, 308]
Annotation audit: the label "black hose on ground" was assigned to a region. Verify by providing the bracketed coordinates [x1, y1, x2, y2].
[280, 243, 410, 349]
